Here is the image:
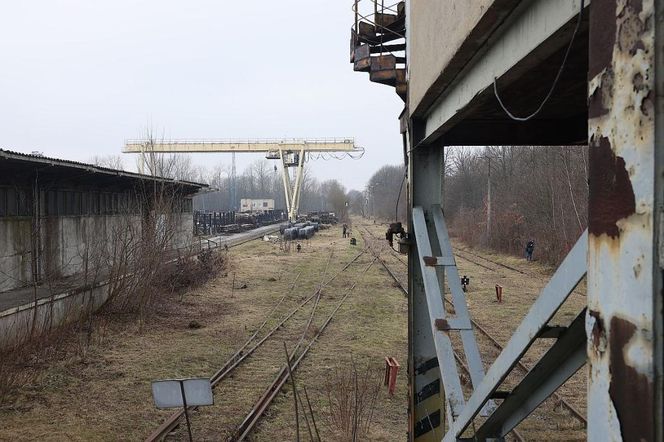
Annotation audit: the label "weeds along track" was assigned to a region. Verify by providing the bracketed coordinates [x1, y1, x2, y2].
[357, 224, 586, 439]
[147, 248, 370, 441]
[234, 256, 378, 440]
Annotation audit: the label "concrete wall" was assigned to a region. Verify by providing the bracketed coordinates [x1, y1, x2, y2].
[0, 283, 108, 350]
[0, 218, 33, 292]
[172, 212, 194, 251]
[0, 212, 194, 349]
[41, 214, 144, 280]
[1, 212, 194, 293]
[408, 1, 494, 112]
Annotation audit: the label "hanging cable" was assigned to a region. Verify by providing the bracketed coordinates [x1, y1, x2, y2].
[305, 146, 365, 162]
[395, 168, 407, 222]
[493, 0, 585, 122]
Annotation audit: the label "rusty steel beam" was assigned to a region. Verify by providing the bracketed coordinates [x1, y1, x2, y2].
[587, 0, 660, 440]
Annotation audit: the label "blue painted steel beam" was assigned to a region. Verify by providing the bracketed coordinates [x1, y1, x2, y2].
[443, 230, 588, 441]
[475, 309, 587, 439]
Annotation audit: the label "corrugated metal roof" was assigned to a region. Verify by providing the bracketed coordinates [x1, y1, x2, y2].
[0, 148, 208, 189]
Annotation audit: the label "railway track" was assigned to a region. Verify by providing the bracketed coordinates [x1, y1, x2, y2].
[234, 257, 377, 440]
[454, 246, 531, 276]
[146, 247, 369, 441]
[358, 224, 587, 438]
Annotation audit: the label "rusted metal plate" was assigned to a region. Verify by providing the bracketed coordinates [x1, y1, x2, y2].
[587, 0, 656, 440]
[353, 44, 371, 72]
[358, 21, 375, 39]
[370, 54, 397, 71]
[396, 83, 407, 102]
[349, 29, 358, 62]
[375, 12, 398, 27]
[395, 68, 406, 83]
[370, 70, 397, 86]
[370, 57, 399, 85]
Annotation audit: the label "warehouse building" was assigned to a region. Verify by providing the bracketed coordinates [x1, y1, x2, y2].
[0, 149, 205, 345]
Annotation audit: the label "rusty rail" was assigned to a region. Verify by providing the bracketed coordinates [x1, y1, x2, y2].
[234, 258, 377, 440]
[145, 249, 368, 441]
[454, 247, 529, 276]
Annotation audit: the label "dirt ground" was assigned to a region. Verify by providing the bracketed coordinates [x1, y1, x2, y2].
[0, 219, 408, 441]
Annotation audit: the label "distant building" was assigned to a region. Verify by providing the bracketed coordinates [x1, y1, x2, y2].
[0, 149, 206, 293]
[240, 198, 275, 214]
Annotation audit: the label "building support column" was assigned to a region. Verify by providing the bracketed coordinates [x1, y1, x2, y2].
[587, 0, 662, 440]
[409, 139, 445, 441]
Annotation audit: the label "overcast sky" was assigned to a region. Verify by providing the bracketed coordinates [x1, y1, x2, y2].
[0, 1, 405, 190]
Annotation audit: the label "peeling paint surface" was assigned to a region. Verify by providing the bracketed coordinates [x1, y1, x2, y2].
[587, 0, 655, 440]
[588, 136, 636, 238]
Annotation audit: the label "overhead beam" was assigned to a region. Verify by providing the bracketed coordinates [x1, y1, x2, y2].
[409, 0, 522, 118]
[420, 0, 587, 146]
[124, 139, 357, 153]
[435, 116, 587, 146]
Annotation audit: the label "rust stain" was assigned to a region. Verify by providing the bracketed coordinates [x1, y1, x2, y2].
[588, 0, 617, 79]
[625, 0, 644, 14]
[588, 136, 636, 238]
[632, 72, 645, 92]
[589, 310, 605, 351]
[608, 316, 653, 441]
[640, 90, 653, 116]
[589, 69, 614, 118]
[617, 12, 645, 55]
[434, 318, 449, 331]
[423, 256, 437, 267]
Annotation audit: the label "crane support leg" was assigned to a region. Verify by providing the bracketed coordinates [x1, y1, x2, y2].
[279, 149, 293, 221]
[290, 148, 305, 222]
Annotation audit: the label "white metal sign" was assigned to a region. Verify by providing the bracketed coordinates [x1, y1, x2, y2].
[151, 378, 213, 409]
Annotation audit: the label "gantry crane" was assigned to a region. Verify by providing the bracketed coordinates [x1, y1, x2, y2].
[123, 138, 360, 222]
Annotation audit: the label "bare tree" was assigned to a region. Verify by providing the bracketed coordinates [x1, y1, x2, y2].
[365, 165, 407, 222]
[445, 145, 588, 265]
[89, 155, 125, 170]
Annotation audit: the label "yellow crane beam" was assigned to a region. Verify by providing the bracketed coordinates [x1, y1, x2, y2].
[123, 138, 357, 153]
[122, 138, 360, 222]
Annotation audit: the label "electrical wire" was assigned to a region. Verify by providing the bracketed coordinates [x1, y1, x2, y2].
[493, 0, 585, 122]
[306, 146, 365, 162]
[394, 167, 407, 222]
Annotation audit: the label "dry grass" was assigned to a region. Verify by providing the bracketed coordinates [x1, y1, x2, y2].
[427, 234, 586, 440]
[0, 250, 230, 441]
[450, 241, 587, 440]
[319, 357, 381, 441]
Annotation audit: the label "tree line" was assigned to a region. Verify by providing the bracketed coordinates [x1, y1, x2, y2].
[91, 154, 353, 217]
[443, 146, 587, 265]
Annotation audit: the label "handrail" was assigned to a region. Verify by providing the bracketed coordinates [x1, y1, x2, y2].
[351, 0, 405, 37]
